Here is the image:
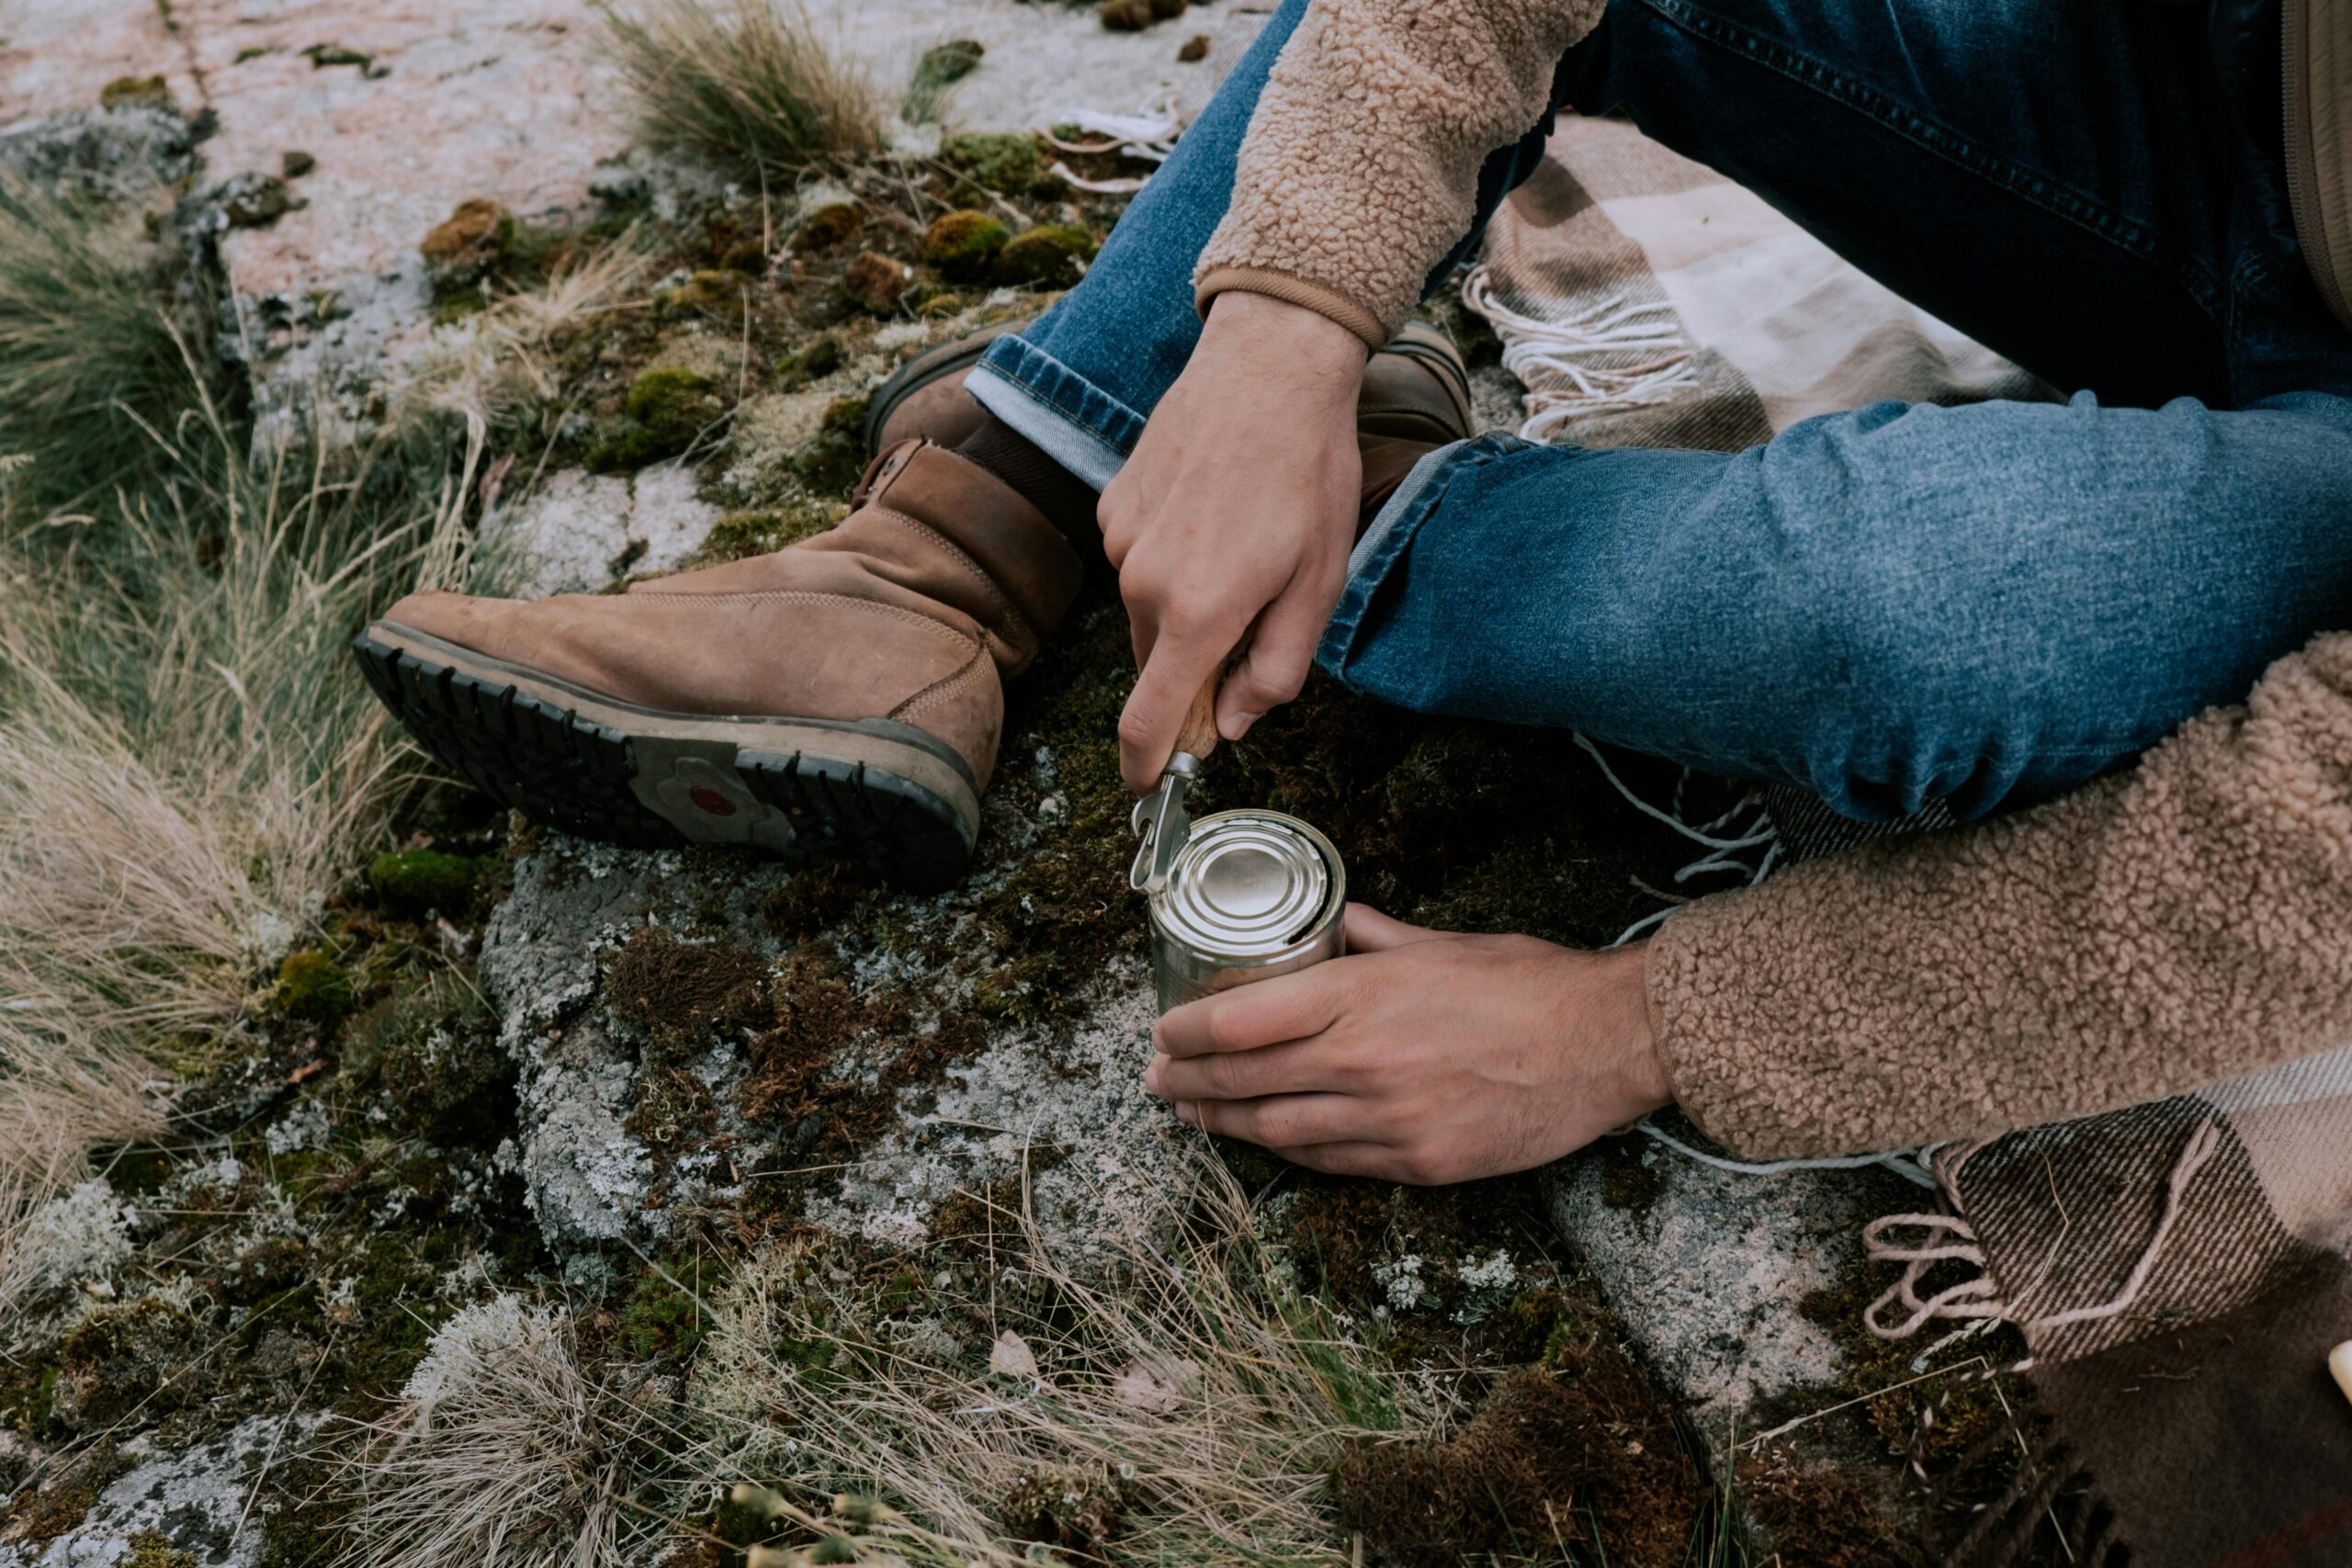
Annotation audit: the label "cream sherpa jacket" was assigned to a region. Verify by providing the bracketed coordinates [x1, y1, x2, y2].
[1196, 0, 2352, 1158]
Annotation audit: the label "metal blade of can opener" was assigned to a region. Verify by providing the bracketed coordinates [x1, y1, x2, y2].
[1128, 671, 1224, 896]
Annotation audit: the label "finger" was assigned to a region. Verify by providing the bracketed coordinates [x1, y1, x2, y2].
[1269, 1141, 1409, 1180]
[1342, 903, 1445, 953]
[1155, 964, 1349, 1058]
[1182, 1092, 1364, 1149]
[1215, 577, 1325, 741]
[1119, 621, 1231, 793]
[1146, 1037, 1346, 1103]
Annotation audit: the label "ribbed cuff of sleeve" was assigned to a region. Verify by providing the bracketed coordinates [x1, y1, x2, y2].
[1194, 266, 1390, 352]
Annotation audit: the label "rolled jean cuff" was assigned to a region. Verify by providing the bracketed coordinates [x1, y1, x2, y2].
[1316, 434, 1499, 678]
[966, 333, 1145, 493]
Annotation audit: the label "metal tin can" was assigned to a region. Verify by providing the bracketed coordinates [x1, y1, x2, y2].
[1147, 809, 1347, 1013]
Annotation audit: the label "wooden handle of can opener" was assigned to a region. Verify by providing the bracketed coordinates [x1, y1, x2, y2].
[1173, 668, 1223, 761]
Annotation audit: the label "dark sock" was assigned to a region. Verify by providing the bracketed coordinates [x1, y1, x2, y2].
[954, 414, 1101, 549]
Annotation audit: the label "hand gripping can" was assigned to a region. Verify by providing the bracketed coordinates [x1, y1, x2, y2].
[1147, 809, 1347, 1013]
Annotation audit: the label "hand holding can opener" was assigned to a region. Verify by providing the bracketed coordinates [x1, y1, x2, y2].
[1128, 671, 1223, 896]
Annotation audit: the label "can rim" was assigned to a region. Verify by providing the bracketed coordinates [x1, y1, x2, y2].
[1148, 808, 1346, 963]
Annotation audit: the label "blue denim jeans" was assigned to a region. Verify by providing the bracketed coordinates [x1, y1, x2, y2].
[966, 0, 2352, 821]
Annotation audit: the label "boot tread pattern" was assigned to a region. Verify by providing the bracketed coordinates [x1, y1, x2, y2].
[353, 632, 973, 891]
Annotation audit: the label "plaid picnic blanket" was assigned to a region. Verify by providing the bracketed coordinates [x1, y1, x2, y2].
[1465, 113, 2048, 450]
[1471, 117, 2352, 1565]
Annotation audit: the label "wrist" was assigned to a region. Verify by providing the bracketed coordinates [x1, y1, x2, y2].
[1201, 290, 1366, 383]
[1599, 942, 1673, 1112]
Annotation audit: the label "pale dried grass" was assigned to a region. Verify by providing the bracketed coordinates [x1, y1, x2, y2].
[395, 238, 654, 433]
[683, 1150, 1465, 1568]
[594, 0, 885, 181]
[338, 1297, 667, 1568]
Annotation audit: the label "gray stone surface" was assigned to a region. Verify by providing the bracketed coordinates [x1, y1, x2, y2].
[478, 838, 772, 1250]
[1, 0, 1204, 462]
[1543, 1137, 1887, 1426]
[478, 460, 718, 600]
[808, 976, 1182, 1258]
[0, 1416, 325, 1568]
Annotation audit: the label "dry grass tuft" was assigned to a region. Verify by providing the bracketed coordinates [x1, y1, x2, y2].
[684, 1151, 1466, 1567]
[0, 169, 201, 519]
[395, 237, 653, 433]
[0, 366, 481, 1045]
[0, 184, 488, 1302]
[340, 1296, 669, 1568]
[594, 0, 885, 182]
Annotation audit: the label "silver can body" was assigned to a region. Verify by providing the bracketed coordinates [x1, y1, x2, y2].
[1147, 809, 1347, 1014]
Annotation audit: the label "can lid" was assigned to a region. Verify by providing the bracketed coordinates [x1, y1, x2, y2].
[1152, 810, 1340, 960]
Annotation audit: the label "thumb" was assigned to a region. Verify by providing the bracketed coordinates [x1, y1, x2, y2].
[1343, 903, 1443, 953]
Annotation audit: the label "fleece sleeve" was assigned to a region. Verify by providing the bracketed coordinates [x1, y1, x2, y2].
[1648, 632, 2352, 1159]
[1193, 0, 1608, 349]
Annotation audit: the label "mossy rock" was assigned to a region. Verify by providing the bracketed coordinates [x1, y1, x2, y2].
[367, 848, 485, 916]
[994, 225, 1097, 289]
[920, 209, 1012, 283]
[627, 367, 718, 434]
[1100, 0, 1158, 30]
[939, 131, 1062, 201]
[419, 197, 514, 290]
[794, 399, 871, 496]
[590, 367, 723, 472]
[51, 1295, 205, 1431]
[842, 252, 911, 314]
[122, 1533, 198, 1568]
[274, 949, 353, 1023]
[789, 201, 865, 254]
[774, 333, 844, 389]
[374, 977, 512, 1146]
[99, 75, 175, 113]
[655, 269, 746, 319]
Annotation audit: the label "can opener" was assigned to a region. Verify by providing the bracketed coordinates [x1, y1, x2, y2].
[1128, 674, 1222, 896]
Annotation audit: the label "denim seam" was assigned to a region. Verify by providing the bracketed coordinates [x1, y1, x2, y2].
[988, 341, 1147, 450]
[1317, 436, 1498, 678]
[968, 341, 1141, 486]
[1635, 0, 2227, 320]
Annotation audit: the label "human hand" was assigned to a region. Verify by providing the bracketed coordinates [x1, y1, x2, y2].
[1101, 291, 1365, 792]
[1142, 905, 1670, 1184]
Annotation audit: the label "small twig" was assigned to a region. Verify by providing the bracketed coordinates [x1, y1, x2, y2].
[1742, 1356, 1989, 1448]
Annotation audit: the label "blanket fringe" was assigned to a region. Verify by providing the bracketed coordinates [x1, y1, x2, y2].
[1863, 1122, 2222, 1342]
[1461, 266, 1700, 440]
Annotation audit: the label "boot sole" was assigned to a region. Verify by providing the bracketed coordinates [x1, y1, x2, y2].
[353, 622, 982, 892]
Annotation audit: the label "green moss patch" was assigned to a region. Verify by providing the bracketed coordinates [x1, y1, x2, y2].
[940, 131, 1064, 202]
[919, 209, 1011, 283]
[99, 76, 175, 112]
[588, 367, 725, 472]
[273, 949, 353, 1024]
[994, 225, 1096, 288]
[687, 498, 848, 565]
[366, 848, 486, 916]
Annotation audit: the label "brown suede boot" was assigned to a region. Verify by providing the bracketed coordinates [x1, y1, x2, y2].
[354, 441, 1081, 890]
